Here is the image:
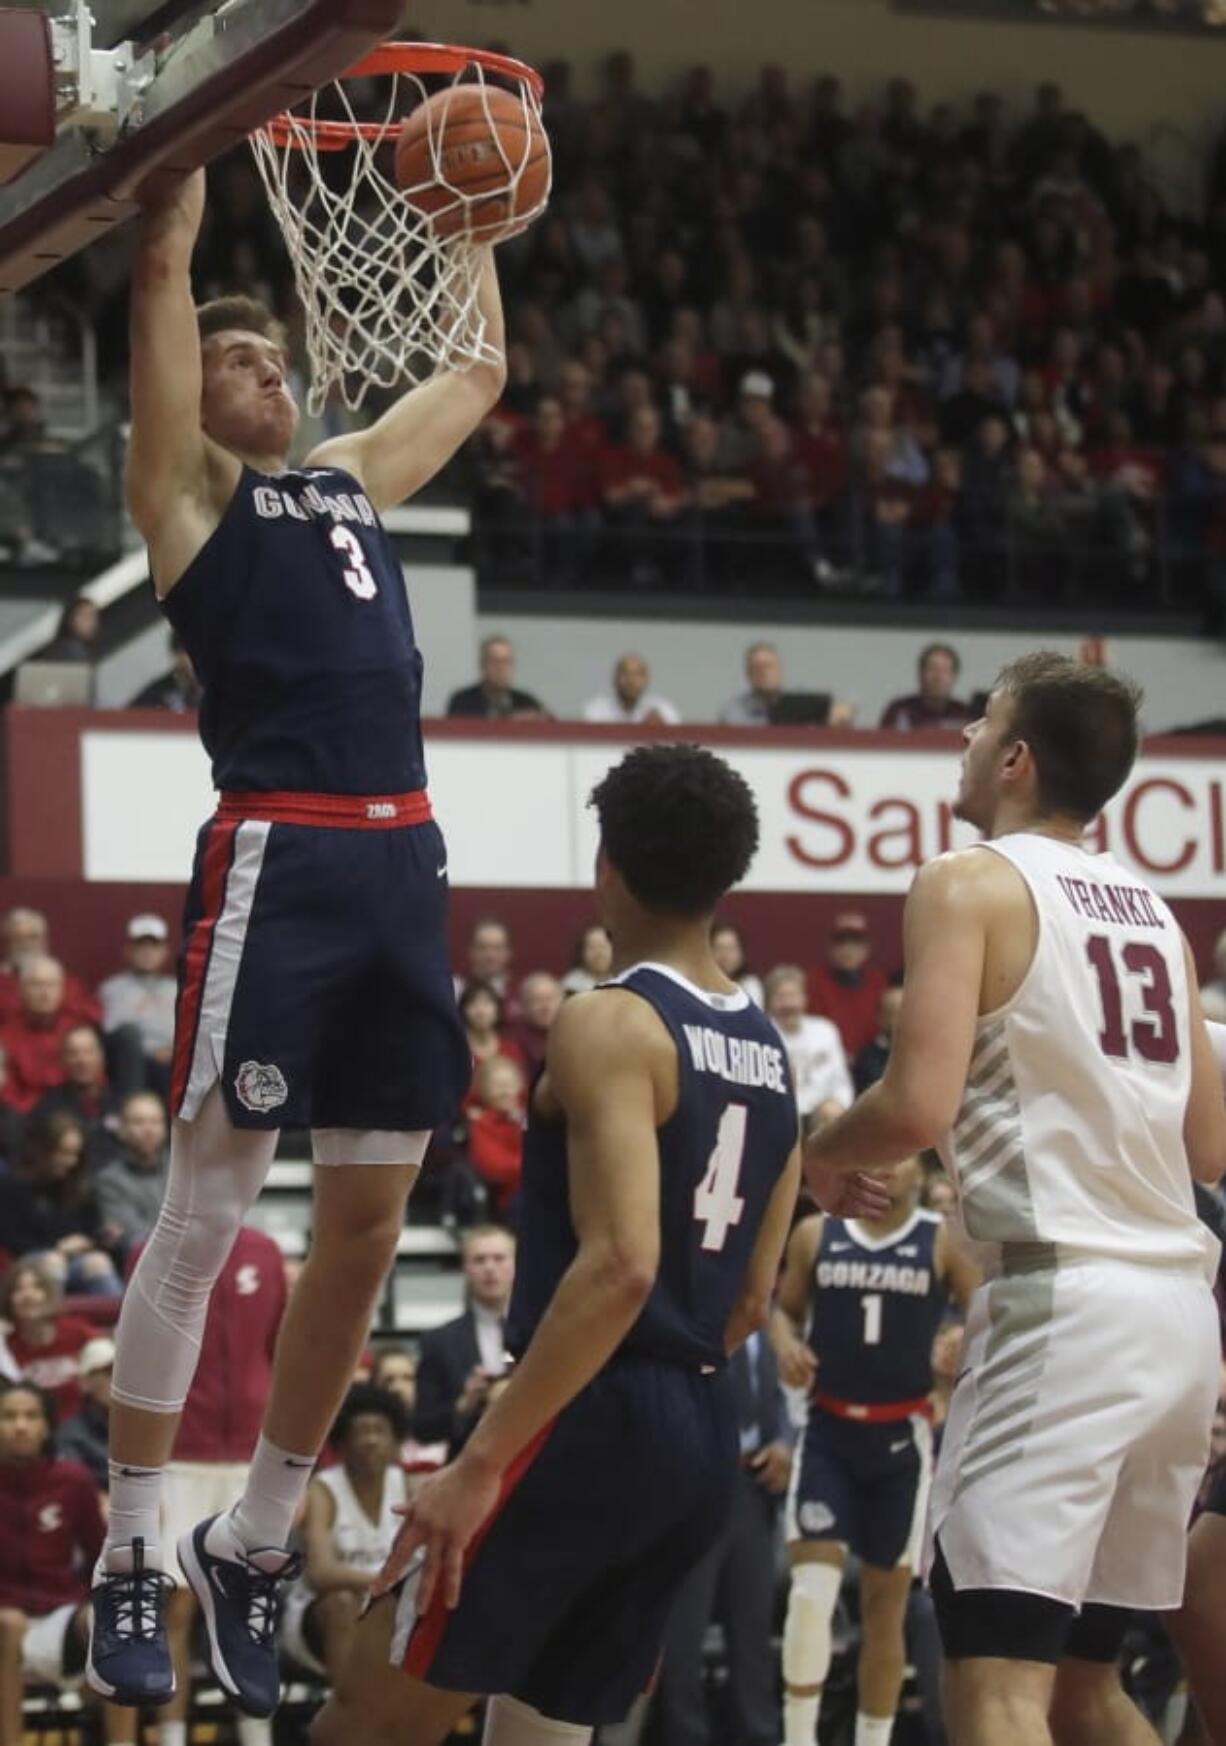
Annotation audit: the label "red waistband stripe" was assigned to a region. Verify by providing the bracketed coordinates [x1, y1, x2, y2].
[216, 789, 432, 829]
[811, 1391, 934, 1424]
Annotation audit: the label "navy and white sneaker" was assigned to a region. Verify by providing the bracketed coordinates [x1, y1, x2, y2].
[177, 1513, 301, 1718]
[86, 1537, 176, 1705]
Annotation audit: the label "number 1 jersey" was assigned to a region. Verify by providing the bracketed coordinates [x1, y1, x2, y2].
[939, 832, 1217, 1279]
[507, 962, 799, 1369]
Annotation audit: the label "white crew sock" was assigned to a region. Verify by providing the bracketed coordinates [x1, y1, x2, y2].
[236, 1718, 272, 1746]
[228, 1433, 315, 1551]
[159, 1722, 187, 1746]
[854, 1715, 894, 1746]
[783, 1692, 821, 1746]
[102, 1461, 164, 1569]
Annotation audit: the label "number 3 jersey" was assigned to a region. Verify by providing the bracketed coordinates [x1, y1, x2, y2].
[939, 832, 1218, 1280]
[507, 962, 799, 1369]
[161, 465, 426, 795]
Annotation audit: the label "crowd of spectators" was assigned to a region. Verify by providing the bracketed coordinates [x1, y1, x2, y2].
[14, 63, 1226, 616]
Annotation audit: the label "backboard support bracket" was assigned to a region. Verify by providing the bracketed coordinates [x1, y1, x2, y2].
[0, 0, 406, 293]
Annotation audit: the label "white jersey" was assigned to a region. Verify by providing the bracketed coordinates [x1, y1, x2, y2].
[939, 832, 1217, 1279]
[313, 1462, 407, 1583]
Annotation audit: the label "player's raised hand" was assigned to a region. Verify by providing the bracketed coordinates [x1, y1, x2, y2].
[371, 1455, 502, 1613]
[807, 1162, 892, 1220]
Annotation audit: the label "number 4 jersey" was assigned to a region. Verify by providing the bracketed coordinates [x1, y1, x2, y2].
[507, 962, 799, 1368]
[939, 833, 1218, 1279]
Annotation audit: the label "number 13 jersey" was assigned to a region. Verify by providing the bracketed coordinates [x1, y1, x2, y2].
[507, 963, 799, 1369]
[939, 832, 1217, 1279]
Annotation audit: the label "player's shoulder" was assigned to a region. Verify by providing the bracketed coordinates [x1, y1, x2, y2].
[548, 985, 672, 1063]
[909, 843, 1026, 913]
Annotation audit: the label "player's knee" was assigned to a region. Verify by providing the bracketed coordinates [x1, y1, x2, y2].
[311, 1205, 403, 1281]
[1050, 1658, 1122, 1739]
[0, 1607, 28, 1641]
[783, 1560, 843, 1692]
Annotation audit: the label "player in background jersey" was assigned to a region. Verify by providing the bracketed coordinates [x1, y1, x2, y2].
[1168, 1018, 1226, 1746]
[771, 1154, 979, 1746]
[310, 744, 888, 1746]
[805, 653, 1226, 1746]
[89, 168, 508, 1713]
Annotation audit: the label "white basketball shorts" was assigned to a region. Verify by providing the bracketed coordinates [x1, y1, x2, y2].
[926, 1255, 1219, 1612]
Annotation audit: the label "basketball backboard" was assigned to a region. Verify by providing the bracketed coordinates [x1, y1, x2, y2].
[0, 0, 405, 293]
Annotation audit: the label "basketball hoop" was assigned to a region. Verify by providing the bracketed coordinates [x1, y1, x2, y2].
[249, 43, 548, 415]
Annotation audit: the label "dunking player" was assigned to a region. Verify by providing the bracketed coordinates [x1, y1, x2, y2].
[88, 168, 504, 1711]
[309, 743, 887, 1746]
[772, 1153, 978, 1746]
[805, 654, 1226, 1746]
[1169, 1019, 1226, 1745]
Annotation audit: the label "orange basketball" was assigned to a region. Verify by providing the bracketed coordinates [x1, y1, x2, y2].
[394, 84, 550, 243]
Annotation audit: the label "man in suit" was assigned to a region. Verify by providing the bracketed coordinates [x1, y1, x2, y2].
[654, 1328, 793, 1746]
[413, 1226, 516, 1454]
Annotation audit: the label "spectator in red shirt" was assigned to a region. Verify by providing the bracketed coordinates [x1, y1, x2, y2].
[137, 1225, 288, 1746]
[792, 372, 848, 513]
[504, 972, 564, 1082]
[0, 1379, 137, 1746]
[880, 642, 975, 731]
[601, 404, 688, 587]
[557, 360, 607, 461]
[0, 911, 100, 1033]
[0, 1261, 98, 1432]
[512, 395, 599, 587]
[32, 1025, 123, 1170]
[0, 958, 85, 1117]
[458, 981, 526, 1110]
[466, 1056, 527, 1220]
[807, 911, 889, 1061]
[0, 1119, 121, 1300]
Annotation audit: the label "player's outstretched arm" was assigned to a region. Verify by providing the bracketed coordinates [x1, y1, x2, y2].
[126, 170, 232, 582]
[1183, 946, 1226, 1187]
[725, 1142, 802, 1356]
[306, 249, 507, 511]
[804, 854, 988, 1187]
[767, 1209, 821, 1391]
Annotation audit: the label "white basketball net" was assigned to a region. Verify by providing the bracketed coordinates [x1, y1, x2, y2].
[249, 55, 548, 415]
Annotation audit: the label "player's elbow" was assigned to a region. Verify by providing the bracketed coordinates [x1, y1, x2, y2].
[1189, 1146, 1225, 1188]
[587, 1235, 659, 1313]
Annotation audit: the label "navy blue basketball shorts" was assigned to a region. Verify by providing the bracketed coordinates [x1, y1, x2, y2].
[391, 1356, 738, 1727]
[785, 1404, 934, 1570]
[170, 790, 470, 1134]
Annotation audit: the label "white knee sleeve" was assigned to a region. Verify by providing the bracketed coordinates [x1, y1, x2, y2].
[783, 1561, 844, 1691]
[481, 1696, 592, 1746]
[111, 1086, 278, 1413]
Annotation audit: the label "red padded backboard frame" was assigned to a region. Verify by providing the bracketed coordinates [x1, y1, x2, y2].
[0, 11, 55, 186]
[0, 0, 404, 292]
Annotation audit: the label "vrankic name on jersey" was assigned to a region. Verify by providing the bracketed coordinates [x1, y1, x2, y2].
[681, 1023, 789, 1095]
[816, 1259, 933, 1295]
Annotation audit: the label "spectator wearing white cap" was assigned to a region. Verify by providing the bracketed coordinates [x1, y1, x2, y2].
[717, 369, 777, 472]
[55, 1337, 113, 1489]
[582, 653, 681, 725]
[97, 914, 175, 1099]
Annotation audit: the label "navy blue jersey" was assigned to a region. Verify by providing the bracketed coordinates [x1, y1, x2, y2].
[161, 465, 426, 795]
[507, 962, 798, 1369]
[808, 1211, 947, 1403]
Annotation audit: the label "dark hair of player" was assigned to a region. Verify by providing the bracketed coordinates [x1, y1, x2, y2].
[994, 652, 1142, 824]
[327, 1382, 408, 1449]
[0, 1378, 56, 1450]
[590, 744, 760, 919]
[196, 296, 288, 353]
